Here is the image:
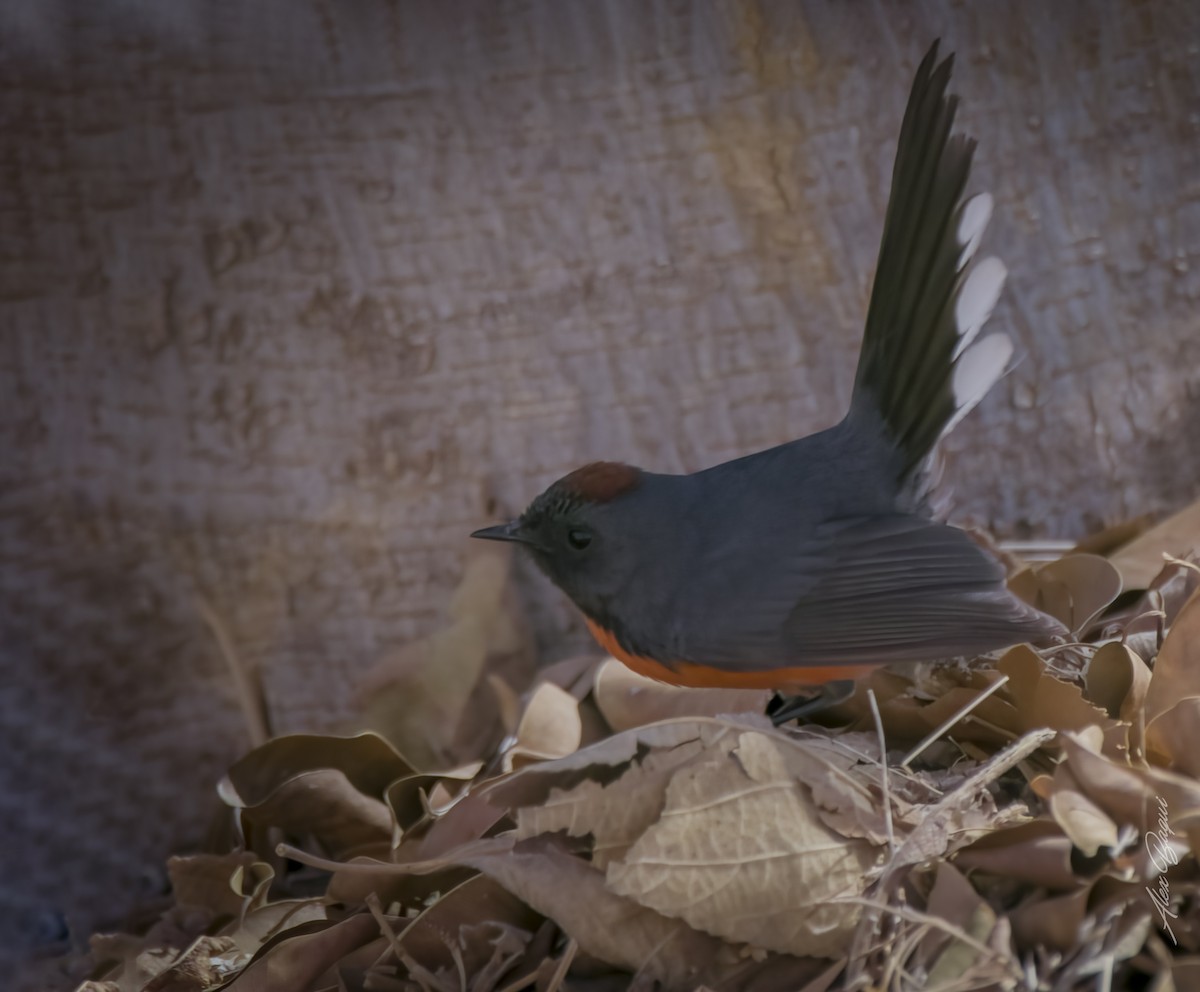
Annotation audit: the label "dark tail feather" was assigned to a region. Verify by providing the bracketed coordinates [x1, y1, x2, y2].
[851, 42, 1011, 488]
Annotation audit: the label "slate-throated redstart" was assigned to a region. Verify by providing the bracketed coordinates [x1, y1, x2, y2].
[473, 43, 1066, 694]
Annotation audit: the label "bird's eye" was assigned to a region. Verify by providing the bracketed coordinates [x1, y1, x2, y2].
[567, 528, 592, 551]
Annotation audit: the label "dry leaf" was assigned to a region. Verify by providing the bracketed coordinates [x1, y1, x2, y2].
[593, 658, 771, 732]
[770, 731, 898, 847]
[224, 913, 382, 991]
[954, 820, 1079, 889]
[1049, 785, 1120, 857]
[1108, 498, 1200, 589]
[998, 646, 1123, 750]
[340, 834, 755, 989]
[1148, 698, 1200, 780]
[516, 741, 705, 868]
[219, 732, 415, 803]
[166, 852, 269, 918]
[1010, 553, 1123, 634]
[1098, 555, 1200, 643]
[1086, 641, 1152, 757]
[483, 716, 756, 811]
[325, 854, 475, 912]
[231, 767, 393, 857]
[385, 771, 454, 838]
[228, 899, 327, 953]
[841, 665, 1026, 752]
[1161, 956, 1200, 991]
[1152, 557, 1200, 628]
[142, 935, 245, 992]
[1144, 587, 1200, 776]
[1008, 885, 1091, 952]
[606, 731, 876, 957]
[502, 681, 582, 770]
[1144, 586, 1200, 725]
[408, 788, 511, 862]
[389, 874, 541, 979]
[463, 835, 833, 992]
[67, 537, 1200, 992]
[920, 863, 1004, 985]
[1086, 641, 1152, 722]
[1056, 729, 1200, 855]
[217, 733, 418, 856]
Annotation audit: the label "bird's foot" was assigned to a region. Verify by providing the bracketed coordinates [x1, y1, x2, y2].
[769, 679, 857, 725]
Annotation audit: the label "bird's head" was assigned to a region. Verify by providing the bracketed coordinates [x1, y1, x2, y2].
[471, 461, 643, 618]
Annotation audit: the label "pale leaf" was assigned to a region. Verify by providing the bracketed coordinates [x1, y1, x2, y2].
[607, 731, 875, 956]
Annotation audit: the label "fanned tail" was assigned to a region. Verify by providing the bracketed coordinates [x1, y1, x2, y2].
[851, 41, 1011, 488]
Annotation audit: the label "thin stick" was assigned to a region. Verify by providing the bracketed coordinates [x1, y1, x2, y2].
[365, 892, 406, 959]
[494, 969, 541, 992]
[891, 728, 1054, 871]
[900, 674, 1010, 768]
[867, 689, 896, 856]
[544, 938, 577, 992]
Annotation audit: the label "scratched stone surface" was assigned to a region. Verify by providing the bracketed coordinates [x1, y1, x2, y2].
[2, 0, 1198, 979]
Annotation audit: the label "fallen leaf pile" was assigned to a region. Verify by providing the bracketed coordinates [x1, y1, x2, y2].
[65, 520, 1200, 991]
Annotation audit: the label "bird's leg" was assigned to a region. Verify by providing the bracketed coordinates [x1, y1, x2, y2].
[769, 680, 857, 725]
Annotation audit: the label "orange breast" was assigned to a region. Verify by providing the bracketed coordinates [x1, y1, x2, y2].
[583, 617, 880, 690]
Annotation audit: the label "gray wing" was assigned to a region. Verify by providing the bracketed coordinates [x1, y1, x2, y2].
[676, 515, 1064, 670]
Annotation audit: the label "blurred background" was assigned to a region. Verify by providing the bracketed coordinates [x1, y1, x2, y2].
[2, 0, 1198, 978]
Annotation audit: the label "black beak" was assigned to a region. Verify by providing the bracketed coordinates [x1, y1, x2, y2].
[470, 520, 527, 544]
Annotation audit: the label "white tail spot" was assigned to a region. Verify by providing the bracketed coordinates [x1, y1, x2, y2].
[957, 193, 994, 266]
[946, 333, 1014, 435]
[953, 256, 1007, 358]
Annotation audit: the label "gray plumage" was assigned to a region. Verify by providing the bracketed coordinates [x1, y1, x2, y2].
[474, 43, 1065, 679]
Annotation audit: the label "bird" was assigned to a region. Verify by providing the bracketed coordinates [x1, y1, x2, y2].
[472, 42, 1066, 701]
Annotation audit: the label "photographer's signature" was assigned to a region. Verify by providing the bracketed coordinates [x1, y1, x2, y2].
[1145, 796, 1179, 944]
